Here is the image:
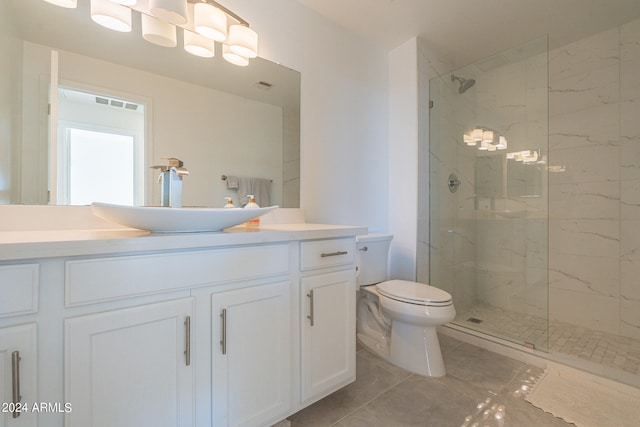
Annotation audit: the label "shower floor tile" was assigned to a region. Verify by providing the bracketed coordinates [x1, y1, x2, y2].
[455, 303, 640, 387]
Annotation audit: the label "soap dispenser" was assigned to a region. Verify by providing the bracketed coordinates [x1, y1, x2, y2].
[244, 195, 260, 209]
[223, 197, 236, 208]
[244, 195, 260, 227]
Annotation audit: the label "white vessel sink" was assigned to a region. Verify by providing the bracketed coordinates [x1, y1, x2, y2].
[92, 202, 278, 233]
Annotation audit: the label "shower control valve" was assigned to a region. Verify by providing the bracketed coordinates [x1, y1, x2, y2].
[448, 174, 461, 193]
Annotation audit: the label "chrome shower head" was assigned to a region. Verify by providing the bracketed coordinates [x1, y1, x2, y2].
[451, 74, 476, 94]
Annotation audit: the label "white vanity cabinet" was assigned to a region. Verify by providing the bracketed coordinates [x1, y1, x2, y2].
[0, 224, 364, 427]
[211, 281, 292, 427]
[0, 324, 37, 427]
[65, 298, 194, 427]
[0, 264, 39, 427]
[299, 239, 356, 405]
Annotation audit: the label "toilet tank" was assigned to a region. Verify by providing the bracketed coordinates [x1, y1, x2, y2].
[356, 234, 393, 287]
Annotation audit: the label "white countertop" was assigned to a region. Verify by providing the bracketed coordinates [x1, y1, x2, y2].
[0, 223, 368, 261]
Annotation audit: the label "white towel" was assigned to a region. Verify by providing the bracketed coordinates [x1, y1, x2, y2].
[237, 177, 252, 206]
[236, 176, 271, 207]
[251, 178, 271, 207]
[226, 175, 239, 190]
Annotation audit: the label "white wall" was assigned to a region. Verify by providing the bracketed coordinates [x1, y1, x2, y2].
[388, 38, 418, 280]
[388, 37, 452, 281]
[231, 0, 389, 230]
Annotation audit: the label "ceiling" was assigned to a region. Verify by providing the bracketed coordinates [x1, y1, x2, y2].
[294, 0, 640, 69]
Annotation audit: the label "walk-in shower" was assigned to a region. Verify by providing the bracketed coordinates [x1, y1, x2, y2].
[422, 26, 640, 388]
[425, 36, 550, 350]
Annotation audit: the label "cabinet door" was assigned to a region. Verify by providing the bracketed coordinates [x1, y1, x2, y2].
[0, 324, 37, 427]
[65, 298, 194, 427]
[212, 281, 292, 427]
[301, 269, 356, 404]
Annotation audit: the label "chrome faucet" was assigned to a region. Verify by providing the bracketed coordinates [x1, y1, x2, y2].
[151, 158, 189, 208]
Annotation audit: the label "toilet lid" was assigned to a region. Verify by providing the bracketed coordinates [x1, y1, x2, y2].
[377, 280, 452, 306]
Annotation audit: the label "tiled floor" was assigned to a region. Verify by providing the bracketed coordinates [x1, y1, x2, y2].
[456, 304, 640, 387]
[288, 335, 572, 427]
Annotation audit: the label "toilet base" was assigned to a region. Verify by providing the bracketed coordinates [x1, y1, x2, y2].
[388, 322, 446, 377]
[356, 332, 389, 359]
[356, 289, 448, 377]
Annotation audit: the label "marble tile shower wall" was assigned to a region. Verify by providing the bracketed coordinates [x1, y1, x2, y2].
[548, 18, 640, 340]
[473, 48, 549, 320]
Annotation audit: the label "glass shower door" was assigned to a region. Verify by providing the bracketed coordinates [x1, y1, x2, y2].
[426, 37, 549, 351]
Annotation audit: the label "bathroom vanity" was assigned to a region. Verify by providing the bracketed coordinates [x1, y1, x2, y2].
[0, 221, 365, 426]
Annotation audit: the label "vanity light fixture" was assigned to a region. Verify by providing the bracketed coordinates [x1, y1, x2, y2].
[42, 0, 77, 8]
[149, 0, 188, 25]
[141, 13, 178, 47]
[194, 2, 227, 41]
[463, 127, 508, 152]
[227, 24, 258, 58]
[90, 0, 132, 33]
[222, 45, 249, 66]
[41, 0, 259, 66]
[184, 29, 215, 57]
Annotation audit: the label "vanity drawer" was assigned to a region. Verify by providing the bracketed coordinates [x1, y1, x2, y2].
[0, 264, 39, 317]
[65, 244, 290, 306]
[300, 238, 355, 271]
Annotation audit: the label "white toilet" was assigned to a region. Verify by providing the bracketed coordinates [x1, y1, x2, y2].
[356, 234, 455, 377]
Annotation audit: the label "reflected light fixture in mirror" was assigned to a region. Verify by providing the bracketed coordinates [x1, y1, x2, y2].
[464, 127, 508, 152]
[90, 0, 132, 33]
[42, 0, 258, 66]
[42, 0, 77, 8]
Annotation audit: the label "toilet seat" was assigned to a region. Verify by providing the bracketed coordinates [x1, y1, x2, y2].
[377, 280, 452, 307]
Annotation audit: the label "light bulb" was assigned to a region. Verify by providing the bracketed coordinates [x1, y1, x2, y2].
[223, 45, 249, 66]
[141, 14, 177, 47]
[149, 0, 188, 25]
[91, 0, 132, 32]
[194, 2, 227, 42]
[228, 25, 258, 58]
[184, 30, 215, 58]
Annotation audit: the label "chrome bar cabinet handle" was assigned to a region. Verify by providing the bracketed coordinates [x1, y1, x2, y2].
[321, 251, 348, 258]
[184, 316, 191, 366]
[12, 351, 21, 419]
[220, 309, 227, 355]
[307, 290, 315, 327]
